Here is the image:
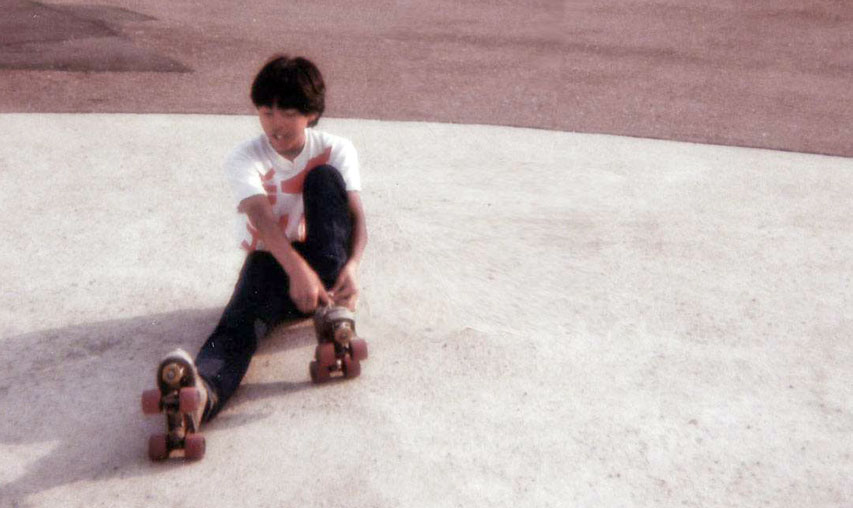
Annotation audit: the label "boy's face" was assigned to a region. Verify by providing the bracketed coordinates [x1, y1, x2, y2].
[257, 106, 318, 157]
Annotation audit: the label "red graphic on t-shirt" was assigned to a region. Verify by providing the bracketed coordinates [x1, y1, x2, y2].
[264, 183, 277, 205]
[240, 215, 290, 251]
[241, 222, 261, 252]
[260, 168, 277, 205]
[280, 147, 332, 194]
[297, 216, 306, 242]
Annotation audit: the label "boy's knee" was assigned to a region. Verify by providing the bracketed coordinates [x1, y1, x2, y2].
[304, 164, 345, 195]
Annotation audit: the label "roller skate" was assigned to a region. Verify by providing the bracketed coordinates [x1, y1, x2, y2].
[309, 305, 368, 383]
[141, 349, 208, 461]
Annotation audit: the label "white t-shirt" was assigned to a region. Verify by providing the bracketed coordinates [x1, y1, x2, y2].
[225, 128, 361, 251]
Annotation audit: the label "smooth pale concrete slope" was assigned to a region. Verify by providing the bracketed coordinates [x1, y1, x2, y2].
[0, 114, 850, 507]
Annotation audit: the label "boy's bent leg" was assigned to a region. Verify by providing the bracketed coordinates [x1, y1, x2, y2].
[300, 164, 352, 285]
[195, 251, 301, 421]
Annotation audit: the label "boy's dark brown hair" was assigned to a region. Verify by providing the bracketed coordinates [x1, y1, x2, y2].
[251, 55, 326, 127]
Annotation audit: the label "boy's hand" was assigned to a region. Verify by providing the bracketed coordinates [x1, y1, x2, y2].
[288, 260, 331, 313]
[239, 195, 331, 314]
[329, 261, 359, 311]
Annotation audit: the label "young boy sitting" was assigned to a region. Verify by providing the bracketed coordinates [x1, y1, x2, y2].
[144, 55, 367, 457]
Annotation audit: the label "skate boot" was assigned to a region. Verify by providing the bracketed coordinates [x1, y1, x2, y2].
[309, 305, 369, 383]
[141, 349, 208, 460]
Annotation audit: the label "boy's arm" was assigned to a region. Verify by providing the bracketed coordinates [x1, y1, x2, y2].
[239, 195, 330, 313]
[329, 191, 368, 310]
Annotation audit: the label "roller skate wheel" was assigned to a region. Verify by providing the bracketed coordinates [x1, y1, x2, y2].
[148, 434, 169, 461]
[315, 343, 336, 367]
[141, 389, 162, 414]
[184, 434, 206, 460]
[343, 354, 361, 379]
[309, 361, 330, 384]
[309, 361, 318, 383]
[350, 338, 368, 362]
[179, 387, 201, 413]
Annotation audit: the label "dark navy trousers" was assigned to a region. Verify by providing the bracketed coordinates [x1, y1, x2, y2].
[196, 165, 352, 420]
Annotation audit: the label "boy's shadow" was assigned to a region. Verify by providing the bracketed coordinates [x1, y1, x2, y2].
[208, 317, 325, 430]
[0, 308, 316, 504]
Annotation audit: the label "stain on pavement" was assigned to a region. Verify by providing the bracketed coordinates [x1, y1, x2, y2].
[0, 0, 190, 72]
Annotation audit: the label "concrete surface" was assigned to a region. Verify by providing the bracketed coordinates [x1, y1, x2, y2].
[1, 0, 852, 156]
[1, 1, 852, 506]
[0, 114, 851, 507]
